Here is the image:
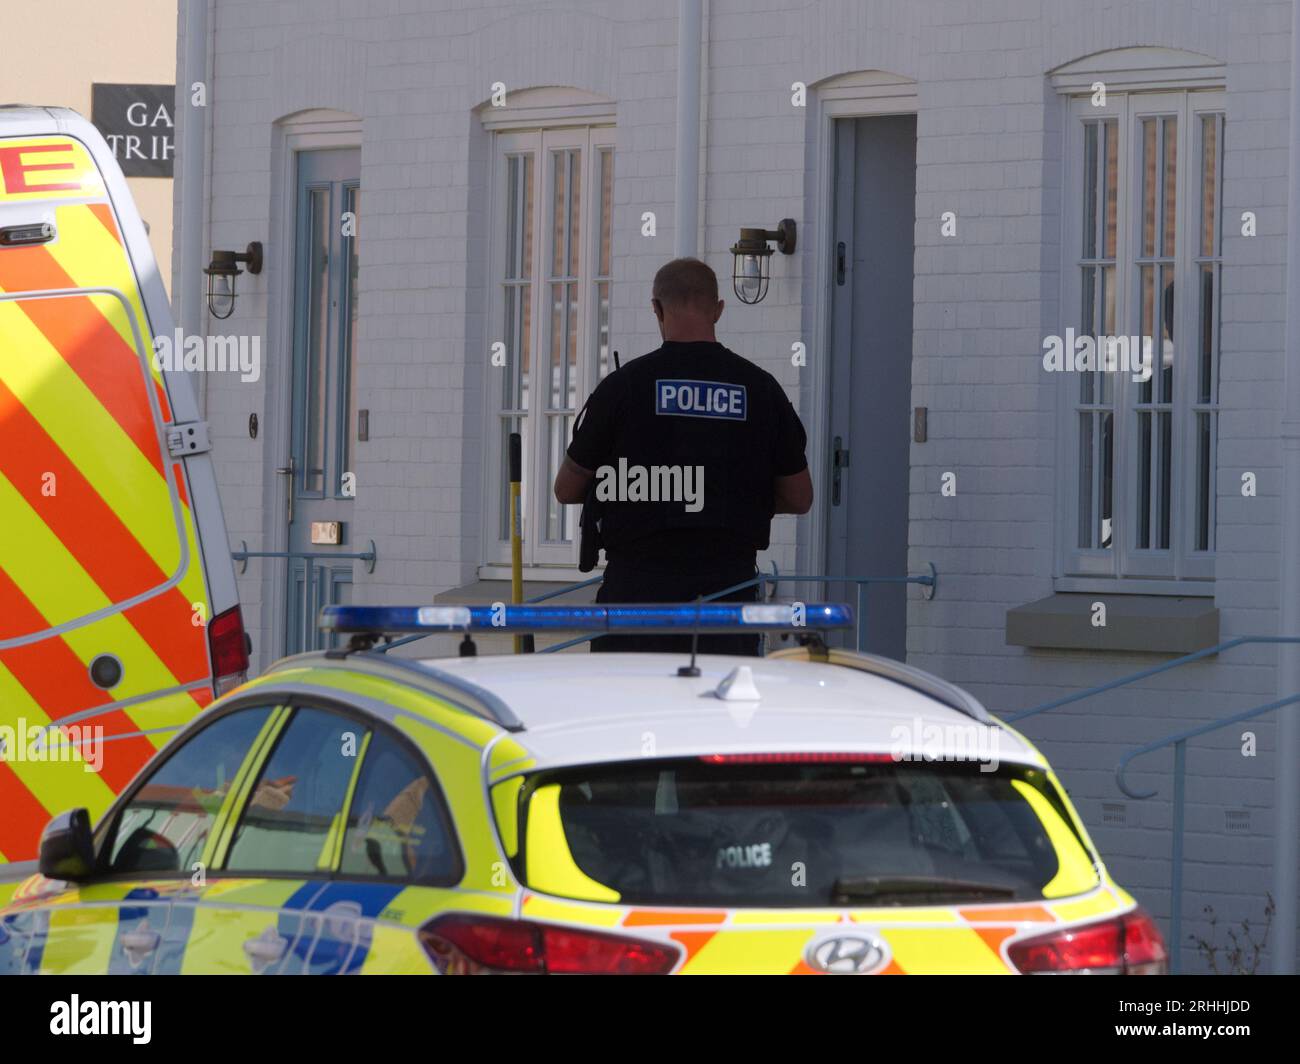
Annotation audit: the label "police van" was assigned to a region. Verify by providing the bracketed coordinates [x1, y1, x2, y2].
[0, 107, 246, 866]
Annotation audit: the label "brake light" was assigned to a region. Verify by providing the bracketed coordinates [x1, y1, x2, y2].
[699, 752, 897, 764]
[420, 914, 681, 975]
[208, 604, 249, 695]
[1007, 908, 1168, 974]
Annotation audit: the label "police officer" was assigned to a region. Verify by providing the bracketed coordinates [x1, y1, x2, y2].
[553, 258, 812, 654]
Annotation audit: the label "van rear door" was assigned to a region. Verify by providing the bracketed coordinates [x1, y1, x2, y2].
[0, 113, 246, 864]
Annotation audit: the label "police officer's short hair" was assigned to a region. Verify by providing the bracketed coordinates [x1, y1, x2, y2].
[653, 258, 720, 312]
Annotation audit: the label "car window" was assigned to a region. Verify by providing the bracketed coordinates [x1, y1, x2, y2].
[509, 759, 1099, 907]
[107, 706, 274, 875]
[225, 706, 365, 874]
[338, 730, 460, 883]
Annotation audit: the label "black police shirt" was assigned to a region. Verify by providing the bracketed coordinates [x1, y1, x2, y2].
[567, 340, 808, 565]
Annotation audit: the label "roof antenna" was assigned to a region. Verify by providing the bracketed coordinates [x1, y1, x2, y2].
[677, 595, 703, 677]
[458, 632, 477, 657]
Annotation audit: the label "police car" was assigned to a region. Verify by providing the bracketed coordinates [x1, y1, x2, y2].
[0, 603, 1166, 975]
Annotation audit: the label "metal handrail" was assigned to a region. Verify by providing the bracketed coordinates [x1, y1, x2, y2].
[373, 574, 606, 654]
[536, 565, 938, 655]
[531, 564, 781, 655]
[232, 540, 378, 651]
[526, 575, 604, 603]
[1005, 635, 1300, 722]
[1002, 633, 1300, 974]
[369, 565, 937, 656]
[1115, 689, 1300, 972]
[231, 540, 378, 573]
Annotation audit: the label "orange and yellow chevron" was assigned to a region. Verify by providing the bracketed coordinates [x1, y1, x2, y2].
[0, 136, 213, 862]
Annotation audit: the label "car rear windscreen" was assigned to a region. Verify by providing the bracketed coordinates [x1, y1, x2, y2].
[509, 758, 1099, 908]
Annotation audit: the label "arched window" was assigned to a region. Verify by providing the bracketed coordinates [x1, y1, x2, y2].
[480, 88, 616, 571]
[1051, 49, 1225, 586]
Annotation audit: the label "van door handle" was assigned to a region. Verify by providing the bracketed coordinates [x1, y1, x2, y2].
[836, 242, 846, 286]
[831, 436, 850, 506]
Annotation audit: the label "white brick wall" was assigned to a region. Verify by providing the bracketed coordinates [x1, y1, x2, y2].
[192, 0, 1296, 970]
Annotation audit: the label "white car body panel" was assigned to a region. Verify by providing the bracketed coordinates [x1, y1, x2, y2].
[423, 652, 1041, 772]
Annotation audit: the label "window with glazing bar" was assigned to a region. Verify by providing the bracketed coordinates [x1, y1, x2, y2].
[1064, 91, 1223, 583]
[490, 128, 614, 568]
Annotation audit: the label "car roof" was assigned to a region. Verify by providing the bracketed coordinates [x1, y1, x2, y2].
[393, 651, 1040, 773]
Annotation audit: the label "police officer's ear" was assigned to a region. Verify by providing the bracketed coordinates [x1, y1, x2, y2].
[651, 297, 665, 324]
[712, 299, 725, 323]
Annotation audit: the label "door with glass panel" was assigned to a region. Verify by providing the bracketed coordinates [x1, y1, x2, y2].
[489, 129, 614, 568]
[284, 149, 361, 653]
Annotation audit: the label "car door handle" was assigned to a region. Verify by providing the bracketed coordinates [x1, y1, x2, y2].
[120, 929, 160, 953]
[119, 922, 161, 970]
[243, 927, 288, 965]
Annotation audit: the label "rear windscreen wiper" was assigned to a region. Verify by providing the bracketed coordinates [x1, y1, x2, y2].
[831, 875, 1017, 905]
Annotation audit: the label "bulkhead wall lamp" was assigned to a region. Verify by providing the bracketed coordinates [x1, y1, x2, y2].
[729, 219, 796, 305]
[204, 242, 263, 319]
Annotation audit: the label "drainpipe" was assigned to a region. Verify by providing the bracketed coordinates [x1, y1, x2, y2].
[674, 0, 702, 257]
[176, 0, 208, 412]
[1272, 0, 1300, 974]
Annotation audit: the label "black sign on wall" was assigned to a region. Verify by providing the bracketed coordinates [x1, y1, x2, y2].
[91, 84, 176, 177]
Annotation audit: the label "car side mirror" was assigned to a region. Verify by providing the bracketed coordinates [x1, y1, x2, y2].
[38, 808, 96, 881]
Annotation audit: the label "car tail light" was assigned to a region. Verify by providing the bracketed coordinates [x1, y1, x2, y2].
[1007, 908, 1168, 975]
[208, 604, 249, 695]
[699, 752, 897, 764]
[420, 914, 681, 975]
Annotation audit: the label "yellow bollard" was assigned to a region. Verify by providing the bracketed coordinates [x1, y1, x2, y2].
[508, 433, 533, 653]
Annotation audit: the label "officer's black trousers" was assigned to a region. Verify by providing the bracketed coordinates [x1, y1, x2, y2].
[590, 556, 762, 656]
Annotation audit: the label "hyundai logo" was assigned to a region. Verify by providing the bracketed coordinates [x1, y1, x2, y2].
[805, 933, 889, 975]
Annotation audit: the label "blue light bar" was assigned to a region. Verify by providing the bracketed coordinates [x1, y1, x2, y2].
[319, 602, 853, 635]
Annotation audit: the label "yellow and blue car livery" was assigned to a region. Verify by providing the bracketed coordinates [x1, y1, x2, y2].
[0, 624, 1168, 975]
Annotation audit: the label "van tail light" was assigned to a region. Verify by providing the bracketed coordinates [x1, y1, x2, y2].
[1007, 908, 1167, 975]
[420, 914, 681, 975]
[208, 604, 249, 695]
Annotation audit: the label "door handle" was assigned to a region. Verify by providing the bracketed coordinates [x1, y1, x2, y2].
[243, 937, 286, 961]
[836, 241, 846, 286]
[120, 930, 160, 951]
[831, 436, 850, 506]
[276, 457, 296, 525]
[243, 926, 288, 972]
[119, 922, 161, 970]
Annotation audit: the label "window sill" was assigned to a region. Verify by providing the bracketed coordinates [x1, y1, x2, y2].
[1053, 576, 1214, 597]
[1006, 593, 1219, 654]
